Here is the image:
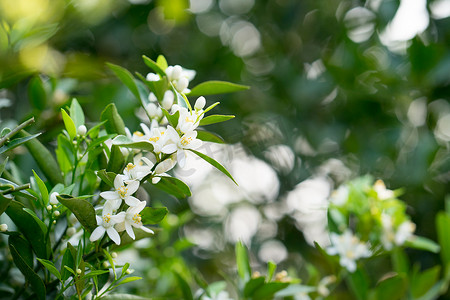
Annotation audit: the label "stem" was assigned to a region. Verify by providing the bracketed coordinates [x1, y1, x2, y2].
[0, 117, 35, 147]
[3, 183, 30, 195]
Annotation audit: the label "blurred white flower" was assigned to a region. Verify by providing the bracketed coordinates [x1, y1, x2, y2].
[373, 179, 395, 200]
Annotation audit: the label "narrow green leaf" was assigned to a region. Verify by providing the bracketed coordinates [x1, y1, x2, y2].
[69, 98, 85, 128]
[116, 276, 143, 286]
[153, 176, 191, 198]
[100, 103, 126, 135]
[202, 101, 220, 115]
[199, 115, 235, 126]
[9, 235, 34, 268]
[173, 272, 193, 300]
[107, 63, 141, 102]
[253, 282, 290, 299]
[244, 277, 265, 297]
[103, 249, 116, 280]
[436, 212, 450, 266]
[32, 170, 49, 205]
[16, 130, 63, 185]
[267, 261, 277, 282]
[107, 145, 125, 174]
[111, 135, 154, 152]
[37, 258, 61, 280]
[0, 133, 41, 155]
[61, 245, 75, 281]
[97, 169, 117, 188]
[156, 55, 168, 70]
[188, 149, 237, 185]
[86, 121, 107, 139]
[22, 208, 47, 235]
[187, 80, 249, 97]
[0, 157, 8, 177]
[57, 194, 97, 233]
[28, 76, 47, 110]
[6, 200, 49, 258]
[236, 241, 251, 280]
[0, 193, 13, 216]
[142, 55, 166, 77]
[141, 207, 168, 224]
[80, 270, 109, 281]
[10, 244, 46, 300]
[405, 236, 440, 253]
[196, 130, 225, 144]
[64, 265, 76, 276]
[121, 263, 130, 278]
[61, 108, 77, 140]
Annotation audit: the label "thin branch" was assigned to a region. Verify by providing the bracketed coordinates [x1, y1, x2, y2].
[0, 117, 35, 147]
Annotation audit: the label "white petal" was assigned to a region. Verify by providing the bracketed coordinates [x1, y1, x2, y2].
[177, 150, 186, 168]
[188, 139, 202, 150]
[106, 227, 121, 245]
[100, 191, 120, 201]
[90, 227, 106, 242]
[115, 221, 126, 232]
[125, 196, 142, 207]
[126, 180, 140, 196]
[114, 175, 124, 189]
[140, 226, 154, 234]
[126, 223, 135, 240]
[162, 143, 177, 154]
[111, 212, 126, 223]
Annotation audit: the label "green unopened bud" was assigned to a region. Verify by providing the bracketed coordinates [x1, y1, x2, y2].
[76, 268, 82, 274]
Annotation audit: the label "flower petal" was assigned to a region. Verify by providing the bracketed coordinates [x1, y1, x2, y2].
[124, 196, 142, 207]
[125, 223, 135, 240]
[126, 180, 140, 196]
[162, 143, 177, 154]
[140, 226, 154, 234]
[114, 175, 124, 190]
[106, 227, 121, 245]
[90, 226, 106, 242]
[100, 191, 120, 201]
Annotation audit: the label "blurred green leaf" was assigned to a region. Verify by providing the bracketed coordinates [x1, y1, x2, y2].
[188, 81, 249, 97]
[28, 76, 46, 110]
[411, 266, 441, 298]
[373, 274, 407, 300]
[436, 212, 450, 266]
[189, 149, 237, 184]
[112, 135, 154, 152]
[69, 98, 85, 128]
[61, 108, 77, 140]
[0, 133, 41, 155]
[199, 115, 234, 126]
[244, 277, 265, 297]
[101, 103, 126, 135]
[405, 236, 440, 253]
[252, 282, 290, 300]
[57, 194, 97, 233]
[156, 55, 168, 70]
[107, 62, 141, 102]
[173, 271, 193, 300]
[236, 241, 251, 280]
[116, 276, 143, 286]
[346, 269, 369, 300]
[141, 207, 168, 224]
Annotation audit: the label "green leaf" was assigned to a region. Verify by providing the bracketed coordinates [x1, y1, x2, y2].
[86, 134, 116, 152]
[391, 248, 409, 274]
[101, 103, 126, 135]
[436, 212, 450, 265]
[61, 108, 77, 140]
[97, 169, 117, 188]
[57, 194, 97, 233]
[116, 276, 143, 286]
[236, 241, 251, 280]
[99, 293, 150, 299]
[10, 244, 46, 300]
[86, 121, 107, 139]
[196, 130, 225, 144]
[107, 145, 125, 174]
[22, 208, 47, 235]
[161, 108, 180, 128]
[173, 272, 193, 300]
[346, 269, 369, 300]
[405, 236, 440, 253]
[32, 170, 49, 205]
[0, 133, 41, 155]
[61, 245, 75, 281]
[56, 133, 74, 174]
[411, 266, 441, 298]
[252, 282, 290, 300]
[111, 135, 154, 152]
[187, 80, 249, 97]
[199, 115, 235, 126]
[6, 200, 49, 258]
[103, 249, 116, 280]
[267, 261, 277, 282]
[69, 98, 85, 128]
[141, 207, 168, 224]
[142, 55, 166, 77]
[80, 270, 109, 281]
[16, 130, 63, 185]
[156, 55, 168, 70]
[28, 76, 47, 110]
[374, 274, 407, 300]
[172, 87, 191, 110]
[9, 235, 34, 268]
[274, 284, 316, 297]
[0, 156, 8, 177]
[37, 258, 61, 280]
[188, 149, 237, 184]
[136, 72, 167, 103]
[0, 193, 13, 216]
[107, 63, 141, 102]
[153, 176, 191, 199]
[244, 277, 265, 297]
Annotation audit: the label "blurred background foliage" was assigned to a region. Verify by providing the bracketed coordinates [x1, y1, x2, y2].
[1, 0, 450, 298]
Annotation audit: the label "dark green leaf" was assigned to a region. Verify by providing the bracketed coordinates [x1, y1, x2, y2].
[236, 241, 251, 280]
[97, 169, 117, 188]
[6, 200, 49, 258]
[100, 103, 126, 135]
[153, 176, 191, 198]
[0, 156, 8, 177]
[107, 145, 125, 174]
[436, 212, 450, 266]
[187, 80, 249, 97]
[61, 245, 75, 281]
[22, 208, 47, 234]
[189, 149, 237, 184]
[69, 98, 85, 128]
[107, 63, 141, 102]
[32, 170, 48, 205]
[142, 55, 166, 77]
[405, 236, 440, 253]
[37, 258, 61, 280]
[196, 130, 225, 144]
[252, 282, 290, 300]
[199, 115, 235, 126]
[86, 121, 107, 139]
[244, 277, 265, 297]
[16, 130, 63, 185]
[173, 271, 193, 300]
[9, 244, 46, 300]
[9, 235, 34, 268]
[141, 207, 168, 224]
[0, 193, 13, 216]
[374, 274, 407, 300]
[161, 108, 179, 128]
[57, 194, 97, 233]
[0, 133, 41, 155]
[346, 269, 369, 300]
[28, 76, 46, 110]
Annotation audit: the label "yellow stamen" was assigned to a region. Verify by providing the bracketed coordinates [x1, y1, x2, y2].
[134, 131, 144, 137]
[118, 186, 128, 198]
[125, 163, 135, 172]
[149, 136, 160, 142]
[181, 136, 193, 147]
[103, 214, 111, 223]
[132, 213, 141, 224]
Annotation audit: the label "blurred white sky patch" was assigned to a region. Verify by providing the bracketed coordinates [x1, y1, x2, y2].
[430, 0, 450, 19]
[379, 0, 429, 52]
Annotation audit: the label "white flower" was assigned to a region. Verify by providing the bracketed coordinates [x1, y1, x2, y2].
[49, 192, 59, 205]
[147, 127, 169, 154]
[326, 230, 371, 272]
[374, 179, 395, 200]
[122, 155, 152, 183]
[330, 185, 348, 206]
[380, 214, 415, 250]
[89, 203, 125, 245]
[176, 106, 203, 134]
[115, 201, 154, 240]
[395, 220, 415, 245]
[100, 175, 141, 209]
[165, 65, 196, 93]
[146, 73, 160, 81]
[161, 126, 202, 167]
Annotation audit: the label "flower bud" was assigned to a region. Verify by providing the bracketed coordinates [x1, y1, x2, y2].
[76, 268, 82, 274]
[146, 73, 159, 82]
[194, 96, 206, 110]
[77, 125, 87, 136]
[175, 77, 189, 92]
[69, 214, 78, 225]
[67, 227, 76, 237]
[162, 91, 174, 110]
[49, 192, 59, 205]
[148, 92, 157, 103]
[172, 65, 182, 80]
[52, 220, 56, 224]
[146, 103, 159, 118]
[111, 252, 118, 258]
[54, 211, 60, 217]
[47, 205, 53, 211]
[0, 224, 8, 232]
